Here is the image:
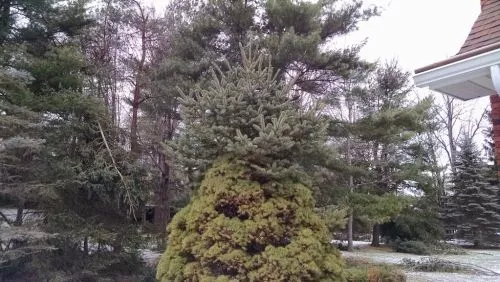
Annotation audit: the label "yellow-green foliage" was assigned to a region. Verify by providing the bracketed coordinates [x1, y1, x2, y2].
[157, 159, 344, 281]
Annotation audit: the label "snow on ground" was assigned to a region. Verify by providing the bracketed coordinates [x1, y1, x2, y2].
[405, 271, 500, 282]
[0, 208, 43, 225]
[140, 249, 162, 267]
[342, 248, 500, 282]
[331, 240, 372, 247]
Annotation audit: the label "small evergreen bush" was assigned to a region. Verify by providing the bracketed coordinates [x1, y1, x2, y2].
[392, 240, 430, 255]
[381, 212, 443, 243]
[156, 160, 344, 281]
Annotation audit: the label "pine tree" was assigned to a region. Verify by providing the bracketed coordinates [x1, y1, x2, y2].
[443, 136, 500, 247]
[349, 62, 432, 246]
[1, 1, 151, 279]
[147, 0, 376, 184]
[175, 45, 333, 180]
[155, 0, 378, 108]
[156, 45, 344, 281]
[0, 73, 47, 226]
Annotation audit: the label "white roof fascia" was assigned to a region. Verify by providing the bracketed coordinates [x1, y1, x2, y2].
[414, 48, 500, 90]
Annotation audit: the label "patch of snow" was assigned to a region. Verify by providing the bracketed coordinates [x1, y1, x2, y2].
[0, 208, 43, 225]
[342, 248, 500, 282]
[140, 249, 162, 266]
[331, 240, 371, 247]
[406, 272, 500, 282]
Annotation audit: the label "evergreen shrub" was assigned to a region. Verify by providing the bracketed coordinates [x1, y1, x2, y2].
[156, 159, 344, 281]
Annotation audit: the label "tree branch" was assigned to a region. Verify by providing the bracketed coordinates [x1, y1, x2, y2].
[97, 121, 137, 220]
[0, 211, 12, 226]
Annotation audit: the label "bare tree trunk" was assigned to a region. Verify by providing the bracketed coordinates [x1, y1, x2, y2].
[154, 151, 171, 232]
[130, 93, 140, 154]
[474, 231, 483, 248]
[0, 0, 11, 45]
[371, 223, 381, 247]
[371, 142, 380, 247]
[347, 207, 354, 250]
[346, 94, 355, 251]
[130, 1, 148, 156]
[111, 48, 118, 126]
[445, 97, 457, 176]
[426, 133, 445, 204]
[14, 199, 24, 226]
[83, 237, 89, 255]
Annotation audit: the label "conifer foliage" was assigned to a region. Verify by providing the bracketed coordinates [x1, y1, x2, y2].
[443, 137, 500, 246]
[157, 46, 344, 281]
[175, 45, 330, 179]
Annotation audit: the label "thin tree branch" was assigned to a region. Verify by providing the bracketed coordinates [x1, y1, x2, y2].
[97, 121, 137, 220]
[0, 211, 12, 226]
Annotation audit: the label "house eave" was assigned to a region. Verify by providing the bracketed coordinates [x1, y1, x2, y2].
[414, 47, 500, 100]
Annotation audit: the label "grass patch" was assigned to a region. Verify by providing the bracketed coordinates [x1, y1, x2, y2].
[344, 256, 406, 282]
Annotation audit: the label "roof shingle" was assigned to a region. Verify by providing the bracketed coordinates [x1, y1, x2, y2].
[458, 0, 500, 54]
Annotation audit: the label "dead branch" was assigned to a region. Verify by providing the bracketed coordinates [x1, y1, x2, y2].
[97, 121, 137, 220]
[0, 211, 12, 226]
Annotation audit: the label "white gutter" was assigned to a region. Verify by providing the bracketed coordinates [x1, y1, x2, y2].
[414, 48, 500, 91]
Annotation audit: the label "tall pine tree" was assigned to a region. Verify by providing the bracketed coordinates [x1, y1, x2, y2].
[147, 0, 377, 190]
[350, 62, 432, 246]
[443, 136, 500, 247]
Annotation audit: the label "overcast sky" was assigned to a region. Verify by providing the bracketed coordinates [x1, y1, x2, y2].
[345, 0, 480, 72]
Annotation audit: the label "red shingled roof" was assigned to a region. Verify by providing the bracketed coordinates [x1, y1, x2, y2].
[458, 0, 500, 54]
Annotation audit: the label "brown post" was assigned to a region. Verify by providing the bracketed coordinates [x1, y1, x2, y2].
[490, 95, 500, 176]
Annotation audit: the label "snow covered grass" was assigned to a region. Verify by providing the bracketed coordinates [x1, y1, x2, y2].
[0, 208, 43, 226]
[331, 240, 372, 248]
[342, 247, 500, 282]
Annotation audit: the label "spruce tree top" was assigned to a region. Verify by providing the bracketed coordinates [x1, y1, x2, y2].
[176, 45, 330, 180]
